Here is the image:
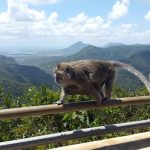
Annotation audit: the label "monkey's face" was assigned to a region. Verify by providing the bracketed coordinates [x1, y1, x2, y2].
[54, 63, 74, 85]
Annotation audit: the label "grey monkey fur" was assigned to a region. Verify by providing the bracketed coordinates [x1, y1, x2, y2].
[54, 60, 150, 105]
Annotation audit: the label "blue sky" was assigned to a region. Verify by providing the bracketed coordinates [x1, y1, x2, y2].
[0, 0, 150, 51]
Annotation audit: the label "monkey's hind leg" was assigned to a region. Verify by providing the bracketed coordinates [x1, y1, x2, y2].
[88, 86, 102, 106]
[105, 78, 114, 100]
[94, 83, 106, 103]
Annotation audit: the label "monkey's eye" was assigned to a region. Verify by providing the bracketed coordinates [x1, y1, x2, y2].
[53, 69, 57, 74]
[65, 67, 71, 73]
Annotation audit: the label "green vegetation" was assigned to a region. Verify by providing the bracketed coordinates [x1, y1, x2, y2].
[0, 84, 149, 149]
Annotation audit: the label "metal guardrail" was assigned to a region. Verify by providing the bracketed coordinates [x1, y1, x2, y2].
[0, 96, 150, 119]
[0, 96, 150, 149]
[51, 131, 150, 150]
[0, 119, 150, 150]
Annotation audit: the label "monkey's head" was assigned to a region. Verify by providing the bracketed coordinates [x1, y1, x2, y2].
[54, 63, 75, 85]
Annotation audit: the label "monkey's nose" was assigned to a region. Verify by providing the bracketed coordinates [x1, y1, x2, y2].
[56, 76, 59, 82]
[56, 74, 63, 83]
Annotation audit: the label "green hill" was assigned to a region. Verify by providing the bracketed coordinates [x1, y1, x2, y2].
[65, 44, 150, 61]
[0, 55, 55, 95]
[123, 50, 150, 75]
[117, 50, 150, 91]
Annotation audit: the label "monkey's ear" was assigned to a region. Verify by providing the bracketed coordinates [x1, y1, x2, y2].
[57, 63, 67, 69]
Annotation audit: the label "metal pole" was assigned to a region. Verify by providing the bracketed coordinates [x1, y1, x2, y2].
[51, 131, 150, 150]
[0, 96, 150, 119]
[0, 119, 150, 150]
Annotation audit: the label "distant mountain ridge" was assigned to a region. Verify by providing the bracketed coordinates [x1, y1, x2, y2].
[38, 44, 150, 74]
[19, 42, 150, 68]
[17, 41, 87, 66]
[60, 41, 87, 55]
[0, 55, 17, 64]
[37, 41, 87, 57]
[73, 44, 150, 61]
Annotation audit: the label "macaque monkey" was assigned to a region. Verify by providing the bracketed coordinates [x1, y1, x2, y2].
[54, 60, 150, 105]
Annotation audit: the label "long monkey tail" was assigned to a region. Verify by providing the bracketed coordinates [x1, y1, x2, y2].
[109, 61, 150, 94]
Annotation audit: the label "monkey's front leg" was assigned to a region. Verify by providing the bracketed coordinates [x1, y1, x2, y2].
[55, 87, 67, 105]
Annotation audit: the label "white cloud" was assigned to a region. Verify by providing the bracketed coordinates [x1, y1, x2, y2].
[0, 0, 150, 47]
[8, 0, 46, 22]
[108, 0, 130, 20]
[0, 0, 46, 23]
[69, 13, 88, 25]
[122, 0, 130, 5]
[121, 23, 132, 29]
[0, 3, 137, 46]
[48, 12, 58, 23]
[60, 13, 107, 37]
[0, 5, 109, 38]
[0, 13, 9, 23]
[144, 11, 150, 20]
[13, 0, 58, 5]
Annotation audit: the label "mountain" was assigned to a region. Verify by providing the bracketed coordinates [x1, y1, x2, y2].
[0, 55, 55, 95]
[44, 41, 87, 56]
[35, 41, 87, 57]
[20, 43, 150, 69]
[17, 41, 87, 66]
[38, 44, 150, 74]
[71, 44, 150, 61]
[0, 55, 17, 65]
[60, 41, 87, 55]
[123, 50, 150, 75]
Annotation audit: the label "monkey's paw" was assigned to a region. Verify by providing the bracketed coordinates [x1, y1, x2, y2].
[96, 100, 102, 106]
[102, 97, 109, 102]
[54, 100, 64, 105]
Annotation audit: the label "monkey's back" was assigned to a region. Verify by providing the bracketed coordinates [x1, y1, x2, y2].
[68, 60, 116, 83]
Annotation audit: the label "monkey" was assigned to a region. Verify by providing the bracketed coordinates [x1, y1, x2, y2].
[54, 60, 150, 105]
